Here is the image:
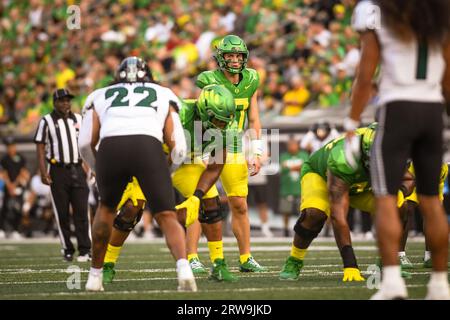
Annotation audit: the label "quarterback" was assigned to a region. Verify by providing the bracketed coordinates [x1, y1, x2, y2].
[190, 34, 266, 273]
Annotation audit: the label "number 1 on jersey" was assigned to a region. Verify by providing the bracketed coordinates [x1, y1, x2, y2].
[416, 42, 428, 80]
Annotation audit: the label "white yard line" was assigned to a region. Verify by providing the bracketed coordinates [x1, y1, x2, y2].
[0, 266, 432, 278]
[161, 245, 377, 253]
[0, 284, 426, 298]
[0, 256, 428, 269]
[0, 236, 427, 245]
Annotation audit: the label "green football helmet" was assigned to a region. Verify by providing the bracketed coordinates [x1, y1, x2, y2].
[197, 84, 236, 130]
[215, 35, 249, 74]
[361, 122, 378, 169]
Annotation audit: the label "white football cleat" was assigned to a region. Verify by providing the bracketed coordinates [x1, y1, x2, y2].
[77, 254, 91, 262]
[142, 230, 156, 240]
[425, 282, 450, 300]
[85, 273, 104, 292]
[261, 224, 273, 238]
[370, 282, 408, 300]
[10, 231, 23, 240]
[177, 263, 197, 292]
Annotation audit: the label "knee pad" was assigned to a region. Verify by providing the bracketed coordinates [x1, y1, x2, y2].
[113, 206, 144, 232]
[293, 211, 325, 240]
[198, 197, 225, 224]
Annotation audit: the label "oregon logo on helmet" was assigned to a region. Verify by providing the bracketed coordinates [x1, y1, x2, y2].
[215, 35, 249, 74]
[197, 84, 236, 130]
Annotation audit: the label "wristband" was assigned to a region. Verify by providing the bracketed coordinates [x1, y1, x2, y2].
[193, 189, 205, 200]
[343, 117, 360, 132]
[251, 139, 263, 157]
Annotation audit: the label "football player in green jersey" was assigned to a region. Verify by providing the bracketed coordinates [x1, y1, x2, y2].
[279, 124, 416, 282]
[102, 85, 240, 284]
[279, 125, 376, 282]
[277, 122, 448, 286]
[190, 34, 267, 273]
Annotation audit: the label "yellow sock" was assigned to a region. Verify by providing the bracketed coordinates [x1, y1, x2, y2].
[239, 253, 252, 264]
[187, 253, 199, 261]
[290, 245, 307, 260]
[104, 244, 122, 264]
[208, 241, 224, 263]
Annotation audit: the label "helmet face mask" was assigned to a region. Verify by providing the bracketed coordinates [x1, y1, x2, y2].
[361, 122, 378, 170]
[313, 121, 331, 140]
[116, 56, 153, 83]
[215, 35, 249, 74]
[197, 84, 236, 131]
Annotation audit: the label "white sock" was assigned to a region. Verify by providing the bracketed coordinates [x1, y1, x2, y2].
[176, 258, 189, 269]
[382, 265, 402, 284]
[90, 267, 102, 276]
[398, 251, 406, 258]
[424, 251, 431, 261]
[429, 272, 448, 285]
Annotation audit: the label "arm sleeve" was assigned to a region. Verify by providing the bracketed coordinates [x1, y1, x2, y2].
[164, 89, 187, 169]
[169, 110, 187, 170]
[78, 97, 96, 171]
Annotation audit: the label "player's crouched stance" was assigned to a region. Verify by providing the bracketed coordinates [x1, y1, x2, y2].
[79, 57, 196, 292]
[100, 84, 239, 285]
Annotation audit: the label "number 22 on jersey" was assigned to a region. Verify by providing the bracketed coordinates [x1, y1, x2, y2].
[105, 86, 158, 110]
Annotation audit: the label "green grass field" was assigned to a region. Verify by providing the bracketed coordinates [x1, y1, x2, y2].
[0, 238, 446, 300]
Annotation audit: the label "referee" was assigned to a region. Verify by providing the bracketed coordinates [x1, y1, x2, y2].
[34, 88, 91, 262]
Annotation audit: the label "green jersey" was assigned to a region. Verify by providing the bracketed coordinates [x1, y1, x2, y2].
[180, 99, 237, 159]
[196, 68, 260, 131]
[301, 127, 374, 195]
[280, 151, 310, 197]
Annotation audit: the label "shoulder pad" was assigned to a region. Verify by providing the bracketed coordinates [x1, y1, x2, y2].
[196, 71, 217, 89]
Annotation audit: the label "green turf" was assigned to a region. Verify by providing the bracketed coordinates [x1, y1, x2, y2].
[0, 240, 446, 300]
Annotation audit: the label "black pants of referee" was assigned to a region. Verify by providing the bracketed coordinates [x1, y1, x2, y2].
[49, 163, 91, 256]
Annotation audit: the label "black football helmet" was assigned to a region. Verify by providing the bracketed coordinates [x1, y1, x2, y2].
[312, 120, 331, 141]
[115, 56, 153, 83]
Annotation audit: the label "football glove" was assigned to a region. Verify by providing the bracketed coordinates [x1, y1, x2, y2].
[175, 195, 200, 227]
[342, 267, 365, 282]
[344, 134, 361, 171]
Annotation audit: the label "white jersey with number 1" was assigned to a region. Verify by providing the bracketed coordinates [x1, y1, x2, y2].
[352, 0, 445, 105]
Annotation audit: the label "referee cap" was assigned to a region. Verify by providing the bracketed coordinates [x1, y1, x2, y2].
[53, 88, 74, 101]
[3, 136, 15, 146]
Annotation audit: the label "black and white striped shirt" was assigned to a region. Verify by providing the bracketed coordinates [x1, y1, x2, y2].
[34, 111, 82, 164]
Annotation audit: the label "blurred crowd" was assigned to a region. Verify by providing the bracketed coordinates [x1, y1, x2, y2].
[0, 0, 362, 135]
